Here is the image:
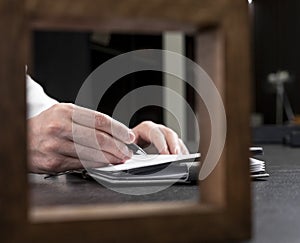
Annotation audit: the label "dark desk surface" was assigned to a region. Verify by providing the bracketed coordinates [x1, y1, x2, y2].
[29, 172, 200, 207]
[29, 145, 300, 243]
[246, 145, 300, 243]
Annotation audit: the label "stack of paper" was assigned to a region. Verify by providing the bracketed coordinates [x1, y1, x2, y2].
[59, 148, 269, 183]
[87, 148, 270, 184]
[88, 153, 201, 185]
[250, 147, 269, 179]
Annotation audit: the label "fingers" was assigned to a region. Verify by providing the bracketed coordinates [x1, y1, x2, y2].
[132, 121, 189, 155]
[47, 104, 133, 160]
[71, 105, 135, 144]
[70, 123, 133, 159]
[36, 138, 126, 173]
[28, 103, 135, 174]
[159, 125, 180, 154]
[148, 127, 170, 154]
[55, 138, 129, 164]
[178, 139, 190, 155]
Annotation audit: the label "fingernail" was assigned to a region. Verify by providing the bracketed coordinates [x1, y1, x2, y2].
[161, 147, 169, 154]
[175, 146, 180, 154]
[129, 131, 135, 142]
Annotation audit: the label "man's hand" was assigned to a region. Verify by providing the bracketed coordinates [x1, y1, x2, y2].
[132, 121, 189, 155]
[28, 103, 135, 174]
[28, 104, 189, 174]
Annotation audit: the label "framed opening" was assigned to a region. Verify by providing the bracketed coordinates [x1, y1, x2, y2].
[0, 0, 251, 242]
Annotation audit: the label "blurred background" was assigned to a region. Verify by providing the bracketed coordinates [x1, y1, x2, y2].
[251, 0, 300, 124]
[30, 0, 300, 146]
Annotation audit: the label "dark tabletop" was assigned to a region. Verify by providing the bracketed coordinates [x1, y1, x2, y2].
[29, 172, 199, 207]
[29, 145, 300, 243]
[246, 145, 300, 243]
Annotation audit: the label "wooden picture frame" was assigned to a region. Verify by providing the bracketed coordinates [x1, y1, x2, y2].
[0, 0, 251, 242]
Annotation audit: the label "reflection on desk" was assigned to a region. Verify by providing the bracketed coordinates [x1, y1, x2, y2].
[29, 173, 199, 207]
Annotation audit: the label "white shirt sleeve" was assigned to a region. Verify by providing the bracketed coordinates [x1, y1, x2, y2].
[26, 74, 58, 118]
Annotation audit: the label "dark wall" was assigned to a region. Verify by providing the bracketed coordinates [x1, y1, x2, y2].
[92, 34, 163, 127]
[32, 32, 164, 127]
[32, 31, 91, 103]
[253, 0, 300, 123]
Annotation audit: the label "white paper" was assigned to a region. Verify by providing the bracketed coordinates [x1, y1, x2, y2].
[250, 157, 266, 173]
[94, 153, 201, 172]
[250, 147, 263, 154]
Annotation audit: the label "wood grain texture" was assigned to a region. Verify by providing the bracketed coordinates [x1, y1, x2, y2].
[223, 0, 252, 238]
[30, 202, 209, 223]
[197, 0, 252, 238]
[1, 0, 252, 242]
[196, 28, 226, 207]
[25, 0, 227, 32]
[29, 207, 229, 243]
[0, 0, 28, 242]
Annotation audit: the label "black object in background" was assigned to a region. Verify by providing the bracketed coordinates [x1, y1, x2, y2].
[32, 31, 91, 103]
[252, 124, 300, 147]
[253, 0, 300, 124]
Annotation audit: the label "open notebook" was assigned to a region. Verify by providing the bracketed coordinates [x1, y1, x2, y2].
[45, 148, 269, 182]
[87, 153, 201, 185]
